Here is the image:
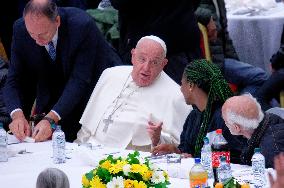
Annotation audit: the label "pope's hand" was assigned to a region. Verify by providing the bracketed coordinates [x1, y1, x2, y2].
[32, 119, 52, 142]
[151, 144, 181, 155]
[147, 121, 163, 146]
[9, 112, 30, 141]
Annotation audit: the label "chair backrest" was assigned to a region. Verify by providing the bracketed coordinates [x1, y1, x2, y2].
[0, 39, 8, 62]
[198, 22, 211, 61]
[280, 91, 284, 108]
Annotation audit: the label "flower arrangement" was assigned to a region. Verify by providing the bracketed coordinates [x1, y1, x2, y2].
[82, 151, 170, 188]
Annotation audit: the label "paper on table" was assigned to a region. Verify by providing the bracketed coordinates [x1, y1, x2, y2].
[7, 134, 35, 145]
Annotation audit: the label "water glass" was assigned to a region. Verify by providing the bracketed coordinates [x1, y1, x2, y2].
[166, 153, 181, 178]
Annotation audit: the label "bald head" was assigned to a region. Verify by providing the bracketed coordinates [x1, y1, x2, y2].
[24, 0, 58, 21]
[222, 94, 264, 131]
[223, 95, 259, 119]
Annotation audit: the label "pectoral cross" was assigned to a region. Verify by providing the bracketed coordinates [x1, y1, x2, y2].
[103, 115, 113, 133]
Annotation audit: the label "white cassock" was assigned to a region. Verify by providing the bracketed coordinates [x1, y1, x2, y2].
[75, 66, 192, 149]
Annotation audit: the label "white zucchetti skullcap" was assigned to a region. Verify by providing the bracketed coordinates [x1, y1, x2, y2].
[138, 35, 167, 55]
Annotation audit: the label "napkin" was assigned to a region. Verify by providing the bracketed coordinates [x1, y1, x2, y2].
[7, 134, 35, 145]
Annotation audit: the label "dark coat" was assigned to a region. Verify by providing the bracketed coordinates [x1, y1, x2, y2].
[3, 7, 121, 141]
[241, 113, 284, 168]
[178, 104, 247, 163]
[0, 59, 10, 129]
[195, 0, 239, 69]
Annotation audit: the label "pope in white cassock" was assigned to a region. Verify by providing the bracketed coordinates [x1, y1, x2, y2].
[75, 35, 192, 151]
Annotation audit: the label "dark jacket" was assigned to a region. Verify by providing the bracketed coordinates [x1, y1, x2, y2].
[3, 7, 121, 141]
[0, 59, 10, 129]
[241, 113, 284, 168]
[178, 103, 247, 163]
[195, 0, 239, 69]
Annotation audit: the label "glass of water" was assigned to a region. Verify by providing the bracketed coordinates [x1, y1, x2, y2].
[166, 153, 181, 178]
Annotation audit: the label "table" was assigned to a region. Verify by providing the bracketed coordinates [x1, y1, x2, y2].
[227, 2, 284, 73]
[0, 142, 189, 187]
[0, 141, 273, 187]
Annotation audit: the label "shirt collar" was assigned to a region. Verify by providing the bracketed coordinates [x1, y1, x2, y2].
[44, 28, 58, 49]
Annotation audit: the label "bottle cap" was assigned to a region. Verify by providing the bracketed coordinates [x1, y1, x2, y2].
[216, 129, 222, 134]
[194, 158, 201, 164]
[254, 148, 261, 153]
[220, 156, 226, 162]
[203, 137, 209, 144]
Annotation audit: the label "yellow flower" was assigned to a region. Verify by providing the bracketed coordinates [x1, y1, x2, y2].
[100, 160, 112, 170]
[133, 180, 147, 188]
[82, 175, 90, 187]
[109, 160, 128, 174]
[89, 176, 106, 188]
[131, 164, 149, 175]
[142, 170, 152, 181]
[124, 179, 134, 188]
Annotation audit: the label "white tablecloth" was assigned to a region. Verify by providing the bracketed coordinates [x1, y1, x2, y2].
[0, 142, 189, 188]
[0, 141, 273, 188]
[227, 2, 284, 73]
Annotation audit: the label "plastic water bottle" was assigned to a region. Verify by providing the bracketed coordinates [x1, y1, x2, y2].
[212, 129, 230, 184]
[52, 125, 66, 164]
[201, 137, 213, 180]
[0, 123, 8, 162]
[217, 156, 232, 183]
[251, 148, 266, 188]
[189, 158, 208, 188]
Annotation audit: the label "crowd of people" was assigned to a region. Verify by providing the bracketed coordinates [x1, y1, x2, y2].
[1, 0, 284, 186]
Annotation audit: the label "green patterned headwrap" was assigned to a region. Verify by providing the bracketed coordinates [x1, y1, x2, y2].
[183, 59, 233, 156]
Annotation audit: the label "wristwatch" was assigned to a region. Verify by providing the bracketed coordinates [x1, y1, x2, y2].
[42, 116, 56, 130]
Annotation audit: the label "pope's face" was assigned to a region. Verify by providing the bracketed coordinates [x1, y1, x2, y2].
[131, 40, 167, 87]
[24, 13, 60, 46]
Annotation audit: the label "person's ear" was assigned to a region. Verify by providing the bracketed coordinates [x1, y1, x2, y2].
[162, 58, 168, 67]
[55, 16, 61, 28]
[131, 48, 136, 66]
[233, 123, 241, 133]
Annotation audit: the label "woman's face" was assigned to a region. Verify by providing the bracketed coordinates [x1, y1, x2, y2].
[180, 76, 195, 105]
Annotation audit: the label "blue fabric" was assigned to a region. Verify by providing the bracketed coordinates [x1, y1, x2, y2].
[48, 41, 56, 61]
[224, 58, 269, 96]
[3, 7, 122, 141]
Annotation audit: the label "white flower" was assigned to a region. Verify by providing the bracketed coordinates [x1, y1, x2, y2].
[106, 176, 124, 188]
[123, 164, 131, 176]
[149, 163, 159, 171]
[151, 170, 165, 184]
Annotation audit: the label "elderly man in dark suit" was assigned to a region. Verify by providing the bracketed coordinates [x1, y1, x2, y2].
[3, 0, 121, 142]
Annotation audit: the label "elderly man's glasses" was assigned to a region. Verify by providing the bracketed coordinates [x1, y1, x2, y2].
[136, 55, 163, 67]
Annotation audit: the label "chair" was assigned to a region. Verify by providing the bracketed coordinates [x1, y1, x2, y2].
[198, 22, 211, 61]
[0, 39, 8, 62]
[280, 91, 284, 108]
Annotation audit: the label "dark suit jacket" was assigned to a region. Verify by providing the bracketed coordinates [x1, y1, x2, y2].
[3, 7, 122, 141]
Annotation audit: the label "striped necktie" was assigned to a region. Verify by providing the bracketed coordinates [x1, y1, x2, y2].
[48, 41, 56, 61]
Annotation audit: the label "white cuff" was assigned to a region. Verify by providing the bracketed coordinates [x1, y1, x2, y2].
[51, 110, 61, 120]
[10, 108, 23, 118]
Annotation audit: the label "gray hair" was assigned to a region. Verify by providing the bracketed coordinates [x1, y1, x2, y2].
[137, 35, 167, 57]
[23, 0, 58, 22]
[226, 93, 264, 130]
[36, 168, 70, 188]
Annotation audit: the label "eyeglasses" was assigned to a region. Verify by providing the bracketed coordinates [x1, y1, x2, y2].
[135, 55, 163, 68]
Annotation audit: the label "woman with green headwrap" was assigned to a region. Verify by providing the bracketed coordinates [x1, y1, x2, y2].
[152, 59, 247, 162]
